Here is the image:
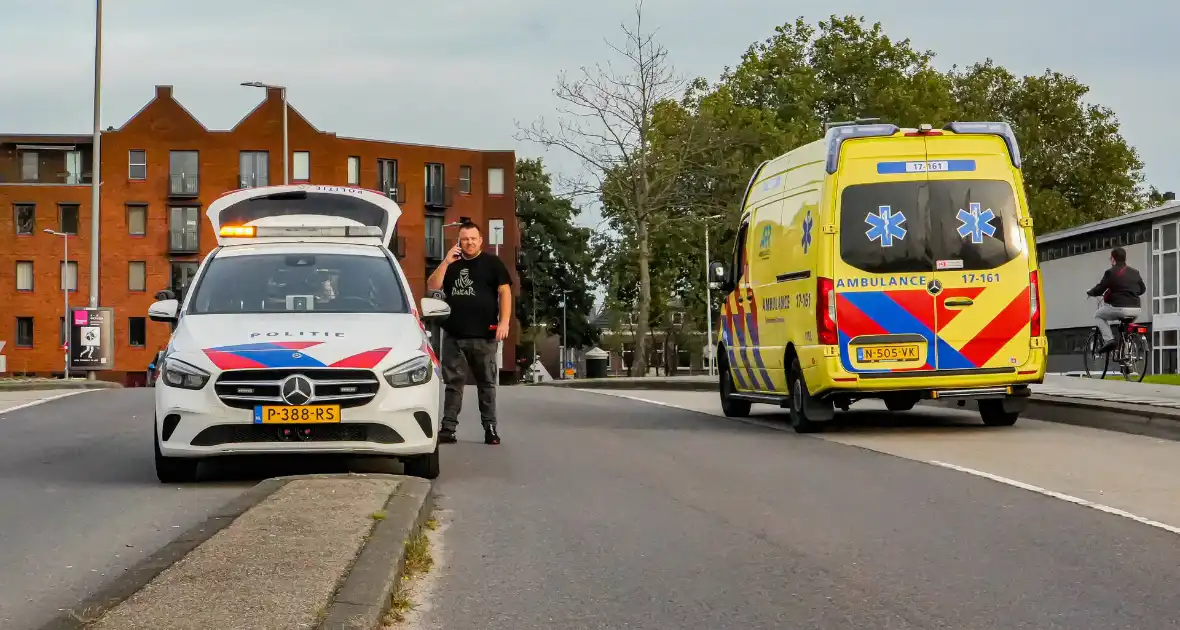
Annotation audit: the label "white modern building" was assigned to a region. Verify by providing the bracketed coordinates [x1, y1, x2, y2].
[1037, 198, 1180, 373]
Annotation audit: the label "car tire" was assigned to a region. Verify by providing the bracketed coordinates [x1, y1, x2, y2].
[884, 397, 918, 412]
[154, 422, 200, 483]
[718, 352, 751, 418]
[978, 399, 1019, 427]
[787, 356, 825, 433]
[403, 446, 441, 480]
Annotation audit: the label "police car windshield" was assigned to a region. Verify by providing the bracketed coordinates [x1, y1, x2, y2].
[839, 179, 1023, 274]
[186, 252, 409, 315]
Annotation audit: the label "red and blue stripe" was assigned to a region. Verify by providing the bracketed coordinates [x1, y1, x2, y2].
[203, 341, 392, 370]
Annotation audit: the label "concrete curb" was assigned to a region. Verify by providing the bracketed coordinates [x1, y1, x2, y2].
[37, 476, 289, 630]
[0, 380, 122, 391]
[37, 473, 433, 630]
[551, 378, 1180, 438]
[318, 476, 435, 630]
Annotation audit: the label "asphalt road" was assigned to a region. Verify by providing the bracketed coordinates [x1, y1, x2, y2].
[411, 386, 1180, 630]
[0, 388, 377, 630]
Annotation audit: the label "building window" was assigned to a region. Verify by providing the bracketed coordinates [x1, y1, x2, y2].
[1037, 222, 1152, 262]
[65, 150, 83, 184]
[1154, 329, 1178, 374]
[127, 204, 147, 236]
[1153, 222, 1179, 315]
[169, 150, 199, 195]
[16, 261, 33, 291]
[239, 151, 269, 188]
[129, 150, 147, 180]
[129, 317, 147, 347]
[425, 215, 444, 260]
[59, 204, 79, 235]
[128, 261, 146, 292]
[20, 151, 38, 181]
[487, 167, 505, 195]
[16, 317, 33, 348]
[61, 261, 77, 292]
[347, 156, 360, 186]
[170, 262, 199, 299]
[14, 204, 34, 235]
[378, 159, 398, 195]
[425, 163, 447, 207]
[293, 151, 310, 181]
[459, 165, 471, 194]
[169, 207, 200, 252]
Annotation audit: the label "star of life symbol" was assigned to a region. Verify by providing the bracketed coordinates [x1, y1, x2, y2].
[865, 205, 907, 247]
[957, 202, 997, 244]
[801, 210, 814, 253]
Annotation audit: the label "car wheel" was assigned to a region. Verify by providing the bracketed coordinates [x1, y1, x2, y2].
[403, 446, 441, 480]
[978, 399, 1019, 427]
[787, 356, 825, 434]
[154, 421, 200, 483]
[718, 352, 751, 418]
[884, 396, 918, 412]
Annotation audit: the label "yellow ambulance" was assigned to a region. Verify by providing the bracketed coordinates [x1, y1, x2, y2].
[709, 120, 1047, 432]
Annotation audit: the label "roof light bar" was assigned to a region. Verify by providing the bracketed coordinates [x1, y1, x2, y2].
[942, 122, 1022, 169]
[824, 123, 900, 174]
[218, 225, 384, 238]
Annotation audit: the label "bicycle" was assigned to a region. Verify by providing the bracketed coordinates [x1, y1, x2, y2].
[1082, 297, 1150, 382]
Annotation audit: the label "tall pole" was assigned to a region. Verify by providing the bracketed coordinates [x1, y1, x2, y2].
[87, 0, 103, 381]
[562, 297, 567, 380]
[704, 224, 714, 377]
[281, 87, 289, 185]
[64, 234, 70, 380]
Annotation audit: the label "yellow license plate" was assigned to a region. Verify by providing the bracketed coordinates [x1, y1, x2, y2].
[254, 405, 341, 424]
[857, 344, 920, 363]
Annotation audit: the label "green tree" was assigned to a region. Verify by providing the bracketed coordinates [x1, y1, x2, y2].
[514, 157, 597, 360]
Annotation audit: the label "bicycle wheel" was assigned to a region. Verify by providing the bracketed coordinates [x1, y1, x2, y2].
[1121, 333, 1149, 382]
[1082, 329, 1109, 379]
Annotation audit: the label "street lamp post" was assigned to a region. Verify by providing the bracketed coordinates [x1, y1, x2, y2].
[44, 229, 71, 380]
[241, 81, 288, 184]
[700, 214, 723, 377]
[560, 289, 571, 379]
[87, 0, 103, 382]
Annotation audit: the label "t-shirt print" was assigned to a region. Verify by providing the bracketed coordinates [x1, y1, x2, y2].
[451, 268, 477, 297]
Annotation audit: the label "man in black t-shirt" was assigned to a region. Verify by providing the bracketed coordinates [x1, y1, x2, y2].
[426, 221, 513, 445]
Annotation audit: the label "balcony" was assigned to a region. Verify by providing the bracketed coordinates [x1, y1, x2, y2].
[169, 229, 199, 254]
[0, 141, 94, 186]
[169, 173, 199, 197]
[424, 185, 453, 210]
[239, 174, 269, 189]
[379, 181, 407, 204]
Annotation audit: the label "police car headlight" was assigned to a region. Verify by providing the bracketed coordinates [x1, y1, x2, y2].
[162, 358, 211, 390]
[383, 356, 432, 388]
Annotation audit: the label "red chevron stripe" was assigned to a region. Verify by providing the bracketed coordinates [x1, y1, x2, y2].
[888, 290, 936, 332]
[203, 349, 266, 370]
[836, 294, 888, 338]
[958, 287, 1031, 366]
[935, 287, 986, 331]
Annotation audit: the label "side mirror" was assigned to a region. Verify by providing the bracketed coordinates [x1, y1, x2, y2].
[148, 299, 179, 323]
[420, 297, 451, 321]
[708, 261, 732, 291]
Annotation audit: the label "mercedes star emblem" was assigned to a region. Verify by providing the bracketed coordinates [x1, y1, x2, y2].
[280, 375, 314, 406]
[926, 279, 943, 296]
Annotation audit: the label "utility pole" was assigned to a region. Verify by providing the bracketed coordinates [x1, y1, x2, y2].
[701, 214, 722, 377]
[87, 0, 103, 382]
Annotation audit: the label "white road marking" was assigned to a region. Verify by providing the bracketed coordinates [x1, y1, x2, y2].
[576, 389, 794, 432]
[0, 390, 91, 415]
[928, 460, 1180, 536]
[578, 388, 1180, 537]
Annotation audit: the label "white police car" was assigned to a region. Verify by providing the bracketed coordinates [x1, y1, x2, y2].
[148, 184, 450, 483]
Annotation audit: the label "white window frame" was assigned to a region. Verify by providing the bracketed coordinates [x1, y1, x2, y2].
[487, 167, 505, 196]
[292, 151, 310, 181]
[459, 165, 472, 194]
[129, 149, 147, 180]
[16, 261, 33, 291]
[347, 156, 360, 186]
[1152, 221, 1179, 316]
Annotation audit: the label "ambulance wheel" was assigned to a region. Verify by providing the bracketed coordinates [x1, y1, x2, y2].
[719, 354, 751, 418]
[884, 395, 918, 412]
[978, 399, 1019, 427]
[787, 356, 824, 433]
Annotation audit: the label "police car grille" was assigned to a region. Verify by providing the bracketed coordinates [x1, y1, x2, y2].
[190, 423, 405, 446]
[214, 368, 380, 409]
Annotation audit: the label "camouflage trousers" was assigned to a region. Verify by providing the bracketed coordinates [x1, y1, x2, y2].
[440, 336, 499, 431]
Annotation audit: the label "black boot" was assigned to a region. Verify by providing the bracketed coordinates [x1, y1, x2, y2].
[483, 424, 500, 445]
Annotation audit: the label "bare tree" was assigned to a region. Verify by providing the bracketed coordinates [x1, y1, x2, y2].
[517, 0, 702, 377]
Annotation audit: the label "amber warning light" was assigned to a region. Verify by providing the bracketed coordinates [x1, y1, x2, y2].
[219, 225, 256, 237]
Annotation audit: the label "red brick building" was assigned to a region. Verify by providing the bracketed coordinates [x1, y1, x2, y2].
[1, 85, 519, 383]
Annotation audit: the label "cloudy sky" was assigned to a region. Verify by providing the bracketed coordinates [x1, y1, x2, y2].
[4, 0, 1176, 232]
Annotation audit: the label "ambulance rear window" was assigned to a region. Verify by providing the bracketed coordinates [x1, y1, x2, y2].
[839, 179, 1022, 274]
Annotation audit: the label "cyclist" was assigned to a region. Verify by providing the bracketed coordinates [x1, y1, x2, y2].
[1085, 246, 1146, 353]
